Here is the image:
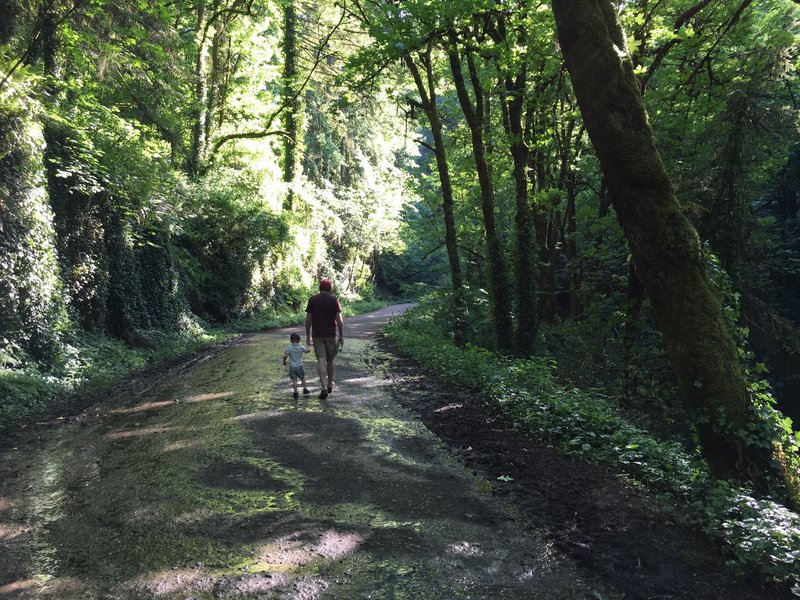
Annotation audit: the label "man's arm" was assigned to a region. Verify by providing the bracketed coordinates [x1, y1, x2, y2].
[282, 351, 288, 365]
[336, 313, 344, 345]
[305, 312, 313, 346]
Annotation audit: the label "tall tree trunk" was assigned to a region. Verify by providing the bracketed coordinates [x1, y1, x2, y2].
[206, 25, 225, 151]
[533, 194, 560, 323]
[282, 0, 298, 210]
[552, 0, 780, 488]
[404, 49, 466, 343]
[0, 0, 16, 45]
[505, 70, 536, 355]
[704, 93, 750, 289]
[188, 1, 209, 176]
[448, 35, 513, 345]
[556, 116, 581, 317]
[526, 100, 558, 321]
[40, 4, 61, 98]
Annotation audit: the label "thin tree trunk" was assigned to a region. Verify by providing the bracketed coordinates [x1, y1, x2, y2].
[556, 116, 581, 317]
[404, 50, 466, 343]
[188, 1, 209, 176]
[552, 0, 779, 487]
[206, 25, 225, 150]
[282, 0, 298, 210]
[41, 4, 61, 98]
[448, 34, 513, 344]
[565, 175, 579, 316]
[526, 100, 558, 322]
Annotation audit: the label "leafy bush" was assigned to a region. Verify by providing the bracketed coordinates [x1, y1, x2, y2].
[0, 323, 227, 432]
[176, 169, 290, 321]
[701, 482, 800, 593]
[0, 369, 64, 429]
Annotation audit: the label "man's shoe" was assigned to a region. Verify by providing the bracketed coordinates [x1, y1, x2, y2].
[302, 388, 310, 395]
[327, 381, 335, 394]
[292, 391, 299, 399]
[318, 389, 328, 399]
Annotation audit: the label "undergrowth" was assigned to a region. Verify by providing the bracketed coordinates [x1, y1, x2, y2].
[0, 322, 228, 432]
[384, 301, 800, 596]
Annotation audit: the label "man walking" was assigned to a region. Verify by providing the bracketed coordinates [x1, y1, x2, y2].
[305, 278, 344, 399]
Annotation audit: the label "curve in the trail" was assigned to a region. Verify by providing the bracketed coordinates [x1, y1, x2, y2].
[0, 304, 603, 599]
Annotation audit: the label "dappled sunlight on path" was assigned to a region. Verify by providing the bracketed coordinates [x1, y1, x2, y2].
[0, 304, 596, 599]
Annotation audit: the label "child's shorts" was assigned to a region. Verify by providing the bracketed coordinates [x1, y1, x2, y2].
[288, 366, 305, 381]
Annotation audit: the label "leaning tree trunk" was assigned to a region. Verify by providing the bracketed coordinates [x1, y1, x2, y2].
[552, 0, 781, 488]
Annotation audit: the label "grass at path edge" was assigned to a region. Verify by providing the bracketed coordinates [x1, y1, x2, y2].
[0, 299, 392, 433]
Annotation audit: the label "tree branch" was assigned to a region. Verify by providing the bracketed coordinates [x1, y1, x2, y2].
[211, 129, 291, 154]
[208, 3, 347, 161]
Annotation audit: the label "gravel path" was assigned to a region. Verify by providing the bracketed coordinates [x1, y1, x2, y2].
[0, 305, 605, 599]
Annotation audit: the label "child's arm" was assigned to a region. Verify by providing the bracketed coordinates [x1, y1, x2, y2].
[303, 346, 310, 353]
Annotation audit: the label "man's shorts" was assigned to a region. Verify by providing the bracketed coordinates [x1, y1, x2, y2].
[313, 337, 338, 361]
[288, 366, 305, 381]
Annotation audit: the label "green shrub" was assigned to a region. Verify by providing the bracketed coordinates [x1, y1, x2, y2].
[0, 369, 64, 429]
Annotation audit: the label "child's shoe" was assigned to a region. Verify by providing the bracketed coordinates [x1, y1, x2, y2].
[302, 388, 310, 395]
[293, 391, 299, 399]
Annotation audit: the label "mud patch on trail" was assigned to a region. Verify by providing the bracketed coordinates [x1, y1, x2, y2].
[202, 460, 291, 491]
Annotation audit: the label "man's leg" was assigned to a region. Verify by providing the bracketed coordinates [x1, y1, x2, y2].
[312, 338, 327, 396]
[326, 358, 335, 392]
[316, 355, 327, 389]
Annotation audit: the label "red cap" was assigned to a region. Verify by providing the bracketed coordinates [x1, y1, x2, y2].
[319, 278, 332, 291]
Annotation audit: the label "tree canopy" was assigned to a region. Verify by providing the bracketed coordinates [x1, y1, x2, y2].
[2, 0, 800, 584]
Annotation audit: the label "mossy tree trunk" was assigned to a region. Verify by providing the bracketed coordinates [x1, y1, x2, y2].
[188, 1, 209, 177]
[505, 69, 537, 355]
[525, 101, 560, 323]
[0, 91, 64, 366]
[552, 0, 779, 487]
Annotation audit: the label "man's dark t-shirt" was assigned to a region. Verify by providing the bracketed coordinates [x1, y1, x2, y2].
[306, 292, 341, 338]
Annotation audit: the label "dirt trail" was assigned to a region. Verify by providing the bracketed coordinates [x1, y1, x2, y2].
[0, 305, 605, 599]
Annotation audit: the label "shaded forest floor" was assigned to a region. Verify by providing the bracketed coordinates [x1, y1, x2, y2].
[378, 337, 793, 600]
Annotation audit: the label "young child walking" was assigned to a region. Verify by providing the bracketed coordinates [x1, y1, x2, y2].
[283, 333, 311, 399]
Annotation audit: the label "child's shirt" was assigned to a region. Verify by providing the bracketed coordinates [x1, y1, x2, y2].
[284, 344, 309, 368]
